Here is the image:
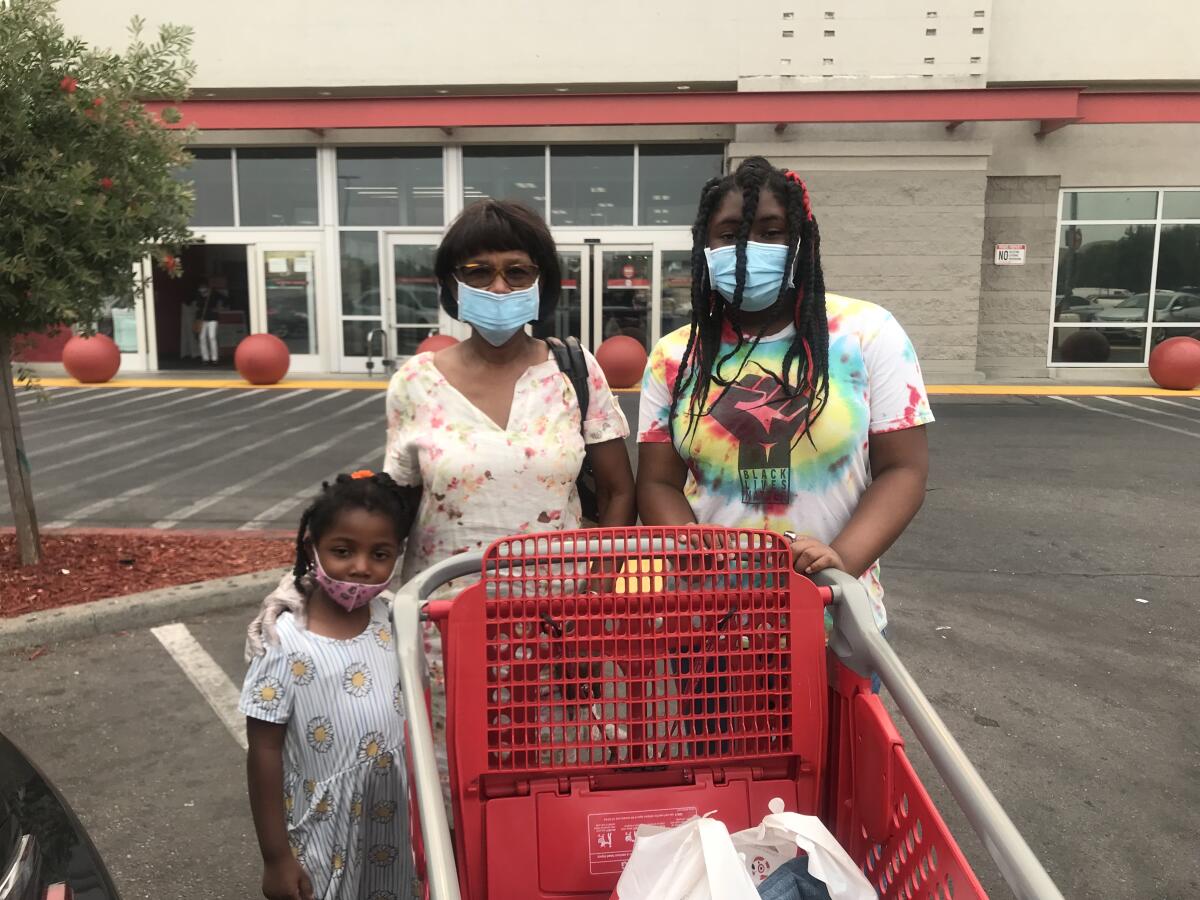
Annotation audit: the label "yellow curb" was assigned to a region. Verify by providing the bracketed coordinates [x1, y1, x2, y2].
[16, 378, 1200, 398]
[20, 377, 389, 391]
[926, 384, 1200, 397]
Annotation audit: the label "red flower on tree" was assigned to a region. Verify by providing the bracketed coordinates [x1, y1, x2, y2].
[59, 76, 78, 93]
[92, 97, 104, 107]
[99, 177, 114, 191]
[162, 255, 177, 273]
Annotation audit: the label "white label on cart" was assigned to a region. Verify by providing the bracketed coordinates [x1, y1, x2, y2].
[587, 806, 698, 875]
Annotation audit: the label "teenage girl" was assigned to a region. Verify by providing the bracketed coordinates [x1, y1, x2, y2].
[637, 156, 933, 634]
[241, 471, 420, 900]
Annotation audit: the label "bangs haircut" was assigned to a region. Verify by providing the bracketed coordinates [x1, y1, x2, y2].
[434, 199, 562, 323]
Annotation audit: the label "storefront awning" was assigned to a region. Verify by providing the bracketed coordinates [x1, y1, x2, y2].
[145, 87, 1200, 136]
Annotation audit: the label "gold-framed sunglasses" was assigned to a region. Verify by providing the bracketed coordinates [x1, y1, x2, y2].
[456, 262, 541, 290]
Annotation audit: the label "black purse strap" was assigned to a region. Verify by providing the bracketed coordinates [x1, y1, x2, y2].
[547, 336, 590, 435]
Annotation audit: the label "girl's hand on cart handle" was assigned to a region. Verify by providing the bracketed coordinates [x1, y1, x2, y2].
[786, 534, 845, 576]
[261, 855, 314, 900]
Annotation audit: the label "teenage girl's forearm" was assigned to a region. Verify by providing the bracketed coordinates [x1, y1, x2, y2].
[635, 443, 696, 525]
[246, 719, 293, 866]
[830, 428, 929, 577]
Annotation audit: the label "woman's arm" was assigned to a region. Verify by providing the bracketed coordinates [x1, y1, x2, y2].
[635, 442, 697, 526]
[590, 438, 637, 526]
[801, 426, 928, 577]
[247, 718, 313, 900]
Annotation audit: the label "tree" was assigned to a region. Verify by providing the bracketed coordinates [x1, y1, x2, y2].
[1, 0, 195, 564]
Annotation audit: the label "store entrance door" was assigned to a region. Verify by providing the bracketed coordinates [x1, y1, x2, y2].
[543, 242, 654, 353]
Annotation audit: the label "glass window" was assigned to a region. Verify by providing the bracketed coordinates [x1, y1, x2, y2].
[550, 146, 634, 227]
[1153, 225, 1200, 314]
[601, 250, 652, 350]
[660, 250, 694, 337]
[339, 232, 381, 316]
[1060, 191, 1157, 221]
[1163, 192, 1200, 219]
[1054, 224, 1154, 322]
[392, 244, 440, 328]
[342, 320, 387, 358]
[237, 148, 319, 226]
[639, 145, 724, 226]
[97, 298, 138, 352]
[263, 250, 317, 355]
[174, 149, 234, 227]
[1051, 325, 1146, 364]
[463, 146, 545, 211]
[336, 148, 443, 227]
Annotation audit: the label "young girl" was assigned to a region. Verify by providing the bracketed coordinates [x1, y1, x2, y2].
[241, 470, 421, 900]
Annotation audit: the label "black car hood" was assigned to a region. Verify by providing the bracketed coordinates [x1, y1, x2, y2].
[0, 732, 119, 900]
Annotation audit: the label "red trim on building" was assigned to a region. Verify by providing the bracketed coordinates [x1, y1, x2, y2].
[145, 88, 1200, 131]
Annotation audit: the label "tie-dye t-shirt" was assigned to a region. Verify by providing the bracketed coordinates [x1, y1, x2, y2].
[637, 293, 934, 628]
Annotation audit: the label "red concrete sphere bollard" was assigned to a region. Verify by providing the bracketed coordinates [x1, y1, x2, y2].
[234, 333, 290, 385]
[595, 335, 648, 389]
[416, 333, 459, 354]
[61, 333, 121, 383]
[1148, 336, 1200, 391]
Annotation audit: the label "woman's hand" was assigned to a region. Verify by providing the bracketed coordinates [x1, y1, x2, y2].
[788, 536, 846, 576]
[262, 855, 314, 900]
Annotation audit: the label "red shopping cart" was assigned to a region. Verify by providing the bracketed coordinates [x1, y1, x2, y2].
[394, 526, 1062, 900]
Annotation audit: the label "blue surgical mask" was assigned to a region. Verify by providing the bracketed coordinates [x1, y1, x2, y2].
[704, 241, 793, 312]
[456, 280, 540, 347]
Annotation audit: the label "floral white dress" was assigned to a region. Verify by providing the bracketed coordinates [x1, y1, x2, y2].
[239, 596, 412, 899]
[383, 346, 629, 802]
[384, 347, 629, 579]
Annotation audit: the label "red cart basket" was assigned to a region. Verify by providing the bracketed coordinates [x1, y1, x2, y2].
[394, 527, 1061, 900]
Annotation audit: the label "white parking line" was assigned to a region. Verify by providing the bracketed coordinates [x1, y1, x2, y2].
[25, 389, 235, 450]
[152, 419, 378, 528]
[151, 623, 247, 750]
[1096, 395, 1200, 423]
[1142, 395, 1200, 412]
[1050, 395, 1200, 439]
[237, 448, 380, 531]
[17, 388, 123, 414]
[43, 392, 383, 527]
[15, 386, 66, 406]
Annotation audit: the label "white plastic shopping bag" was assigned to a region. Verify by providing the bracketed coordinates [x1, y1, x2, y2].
[614, 815, 761, 900]
[730, 798, 876, 900]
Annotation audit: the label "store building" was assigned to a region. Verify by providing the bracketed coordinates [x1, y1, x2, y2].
[32, 0, 1200, 381]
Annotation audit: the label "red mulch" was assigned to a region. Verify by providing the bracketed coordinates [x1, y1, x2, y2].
[0, 532, 293, 618]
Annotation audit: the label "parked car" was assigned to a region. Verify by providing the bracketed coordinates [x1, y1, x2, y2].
[1096, 290, 1200, 324]
[1055, 293, 1099, 321]
[0, 732, 119, 900]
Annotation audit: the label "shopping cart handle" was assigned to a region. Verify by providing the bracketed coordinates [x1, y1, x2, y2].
[815, 568, 1065, 900]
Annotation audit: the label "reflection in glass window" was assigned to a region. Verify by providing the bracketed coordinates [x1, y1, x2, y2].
[1054, 224, 1154, 322]
[639, 145, 724, 226]
[1050, 325, 1145, 364]
[339, 232, 381, 316]
[237, 148, 319, 226]
[98, 298, 138, 352]
[263, 250, 317, 355]
[1060, 191, 1156, 221]
[1163, 192, 1200, 219]
[174, 149, 234, 227]
[536, 251, 582, 342]
[392, 244, 439, 327]
[463, 147, 545, 212]
[550, 146, 634, 227]
[342, 319, 386, 358]
[660, 250, 694, 337]
[1155, 225, 1200, 318]
[336, 148, 443, 227]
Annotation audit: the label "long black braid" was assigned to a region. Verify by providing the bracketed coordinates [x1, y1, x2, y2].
[668, 156, 830, 448]
[291, 471, 422, 591]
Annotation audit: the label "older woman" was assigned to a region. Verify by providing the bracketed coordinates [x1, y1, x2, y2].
[384, 199, 635, 578]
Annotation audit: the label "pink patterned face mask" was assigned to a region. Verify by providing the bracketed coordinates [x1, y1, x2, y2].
[311, 553, 393, 611]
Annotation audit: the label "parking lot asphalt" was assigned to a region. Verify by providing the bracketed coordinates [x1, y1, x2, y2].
[1, 387, 1198, 898]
